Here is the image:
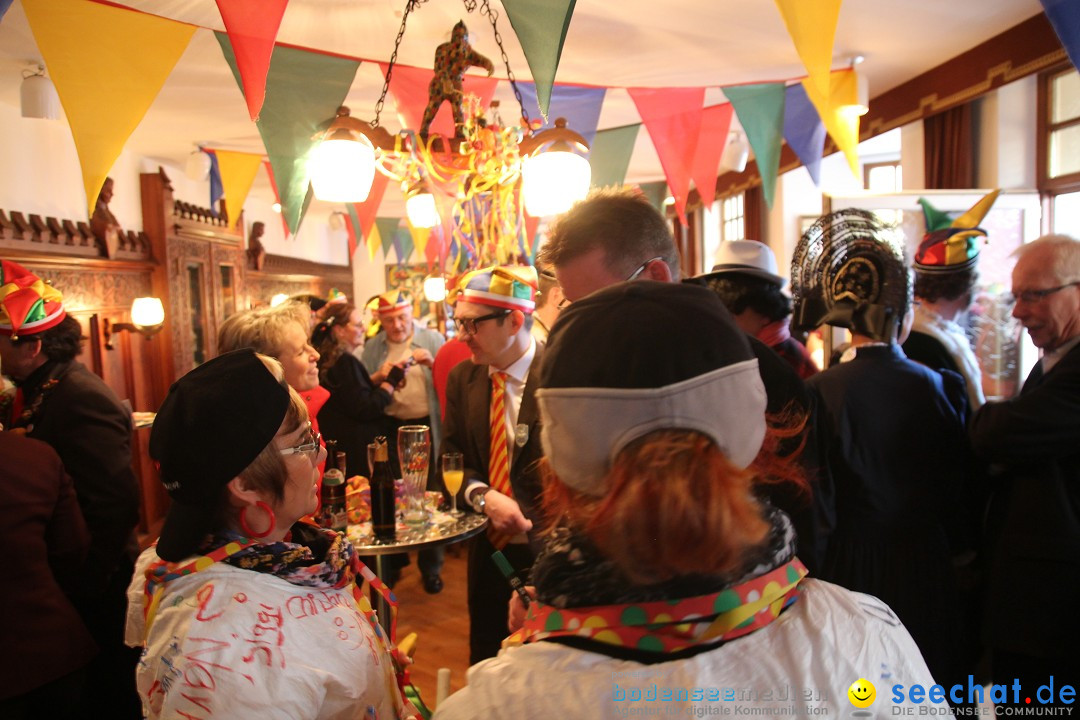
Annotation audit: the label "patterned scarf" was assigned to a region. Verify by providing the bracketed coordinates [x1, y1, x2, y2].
[507, 507, 807, 655]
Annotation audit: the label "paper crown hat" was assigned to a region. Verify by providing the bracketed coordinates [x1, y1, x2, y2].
[914, 190, 1001, 273]
[376, 289, 412, 314]
[0, 259, 66, 339]
[452, 265, 538, 313]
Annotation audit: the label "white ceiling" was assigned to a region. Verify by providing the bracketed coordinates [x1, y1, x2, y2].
[0, 0, 1046, 212]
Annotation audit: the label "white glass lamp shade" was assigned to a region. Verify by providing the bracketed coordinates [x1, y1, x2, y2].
[521, 151, 591, 217]
[21, 74, 59, 120]
[406, 192, 440, 229]
[186, 150, 212, 181]
[423, 276, 447, 302]
[130, 297, 165, 328]
[719, 136, 750, 173]
[310, 135, 377, 203]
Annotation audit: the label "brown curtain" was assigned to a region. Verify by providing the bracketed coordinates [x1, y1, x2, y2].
[744, 185, 764, 241]
[924, 103, 975, 188]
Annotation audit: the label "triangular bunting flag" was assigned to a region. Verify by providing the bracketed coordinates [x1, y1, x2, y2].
[409, 223, 431, 260]
[772, 0, 843, 101]
[502, 0, 579, 119]
[352, 173, 390, 243]
[629, 87, 707, 225]
[637, 180, 668, 213]
[23, 0, 195, 217]
[381, 63, 499, 139]
[783, 83, 826, 186]
[724, 83, 786, 208]
[219, 33, 359, 234]
[524, 214, 542, 263]
[209, 151, 223, 214]
[215, 0, 288, 122]
[375, 217, 401, 259]
[214, 149, 263, 229]
[263, 159, 289, 238]
[396, 228, 415, 265]
[517, 82, 605, 145]
[590, 124, 640, 189]
[802, 69, 861, 179]
[691, 104, 734, 208]
[1041, 0, 1080, 74]
[344, 203, 361, 261]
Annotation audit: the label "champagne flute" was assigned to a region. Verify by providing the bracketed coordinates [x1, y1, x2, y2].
[442, 452, 464, 517]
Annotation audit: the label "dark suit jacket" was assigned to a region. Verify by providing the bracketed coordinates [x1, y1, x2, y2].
[970, 341, 1080, 659]
[16, 360, 139, 594]
[0, 434, 98, 699]
[441, 343, 546, 548]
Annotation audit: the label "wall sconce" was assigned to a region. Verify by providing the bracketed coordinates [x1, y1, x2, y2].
[719, 132, 750, 173]
[21, 63, 60, 120]
[104, 297, 165, 349]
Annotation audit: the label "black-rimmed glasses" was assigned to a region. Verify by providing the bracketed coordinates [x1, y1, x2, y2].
[1004, 281, 1080, 305]
[455, 309, 512, 335]
[280, 423, 321, 459]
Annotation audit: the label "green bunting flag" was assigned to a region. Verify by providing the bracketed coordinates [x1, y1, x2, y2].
[723, 83, 786, 208]
[502, 0, 578, 119]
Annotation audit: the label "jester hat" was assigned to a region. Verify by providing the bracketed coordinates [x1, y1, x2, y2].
[376, 289, 412, 315]
[0, 260, 66, 339]
[914, 190, 1001, 274]
[451, 265, 537, 313]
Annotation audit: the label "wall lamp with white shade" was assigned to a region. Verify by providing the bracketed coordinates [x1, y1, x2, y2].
[21, 63, 59, 120]
[104, 297, 165, 349]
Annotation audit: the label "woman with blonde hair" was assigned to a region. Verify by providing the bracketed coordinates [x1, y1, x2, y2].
[434, 282, 942, 719]
[125, 350, 417, 719]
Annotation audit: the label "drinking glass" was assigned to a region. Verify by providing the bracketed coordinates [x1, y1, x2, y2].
[397, 425, 430, 527]
[441, 452, 464, 517]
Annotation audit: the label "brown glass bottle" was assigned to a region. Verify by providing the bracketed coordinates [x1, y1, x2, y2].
[370, 436, 396, 542]
[320, 439, 347, 532]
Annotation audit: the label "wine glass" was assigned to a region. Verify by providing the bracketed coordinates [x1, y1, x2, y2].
[397, 425, 430, 527]
[442, 452, 464, 517]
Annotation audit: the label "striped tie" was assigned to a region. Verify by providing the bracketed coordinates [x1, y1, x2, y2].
[488, 371, 513, 548]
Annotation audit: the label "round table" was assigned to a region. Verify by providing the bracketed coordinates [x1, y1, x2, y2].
[348, 511, 488, 629]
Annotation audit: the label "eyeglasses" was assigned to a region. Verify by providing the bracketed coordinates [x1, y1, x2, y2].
[280, 423, 321, 459]
[627, 256, 664, 281]
[1004, 281, 1080, 305]
[455, 309, 511, 335]
[555, 256, 666, 310]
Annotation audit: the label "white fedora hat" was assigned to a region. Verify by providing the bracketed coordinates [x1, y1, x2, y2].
[706, 240, 785, 286]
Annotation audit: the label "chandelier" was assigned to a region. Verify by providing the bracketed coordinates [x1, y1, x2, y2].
[309, 0, 591, 269]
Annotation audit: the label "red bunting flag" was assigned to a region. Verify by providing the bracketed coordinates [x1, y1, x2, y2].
[691, 104, 734, 209]
[215, 0, 289, 121]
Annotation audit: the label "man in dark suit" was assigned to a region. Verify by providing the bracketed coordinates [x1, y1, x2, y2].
[442, 265, 546, 663]
[970, 234, 1080, 707]
[0, 259, 140, 717]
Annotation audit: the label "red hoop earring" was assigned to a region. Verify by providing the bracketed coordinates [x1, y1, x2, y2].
[239, 500, 275, 539]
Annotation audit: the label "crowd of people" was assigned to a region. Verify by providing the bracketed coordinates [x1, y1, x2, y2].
[1, 187, 1077, 719]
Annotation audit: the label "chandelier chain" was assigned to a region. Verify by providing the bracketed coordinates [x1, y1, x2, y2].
[478, 0, 531, 131]
[374, 0, 428, 128]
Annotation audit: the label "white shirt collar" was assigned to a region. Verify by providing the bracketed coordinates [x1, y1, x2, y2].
[489, 335, 536, 385]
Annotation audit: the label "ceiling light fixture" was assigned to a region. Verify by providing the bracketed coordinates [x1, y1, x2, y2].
[307, 0, 591, 267]
[21, 63, 59, 120]
[845, 55, 870, 117]
[719, 131, 750, 173]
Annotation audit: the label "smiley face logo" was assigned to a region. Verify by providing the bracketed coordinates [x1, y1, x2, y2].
[848, 679, 876, 708]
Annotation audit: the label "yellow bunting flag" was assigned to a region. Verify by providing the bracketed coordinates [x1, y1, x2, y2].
[408, 224, 431, 259]
[22, 0, 195, 218]
[773, 0, 843, 101]
[802, 69, 861, 179]
[366, 224, 382, 262]
[213, 149, 264, 229]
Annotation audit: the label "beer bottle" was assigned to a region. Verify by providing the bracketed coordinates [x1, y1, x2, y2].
[371, 436, 396, 542]
[321, 439, 348, 532]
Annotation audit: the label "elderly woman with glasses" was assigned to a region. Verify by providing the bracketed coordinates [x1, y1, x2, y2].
[434, 282, 940, 720]
[125, 349, 417, 719]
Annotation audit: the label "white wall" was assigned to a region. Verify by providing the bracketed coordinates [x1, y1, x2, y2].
[980, 75, 1038, 189]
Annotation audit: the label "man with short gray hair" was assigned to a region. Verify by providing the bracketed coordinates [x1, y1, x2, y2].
[970, 234, 1080, 706]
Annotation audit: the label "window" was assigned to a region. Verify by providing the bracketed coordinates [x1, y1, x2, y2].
[1039, 66, 1080, 231]
[864, 161, 903, 193]
[721, 192, 745, 242]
